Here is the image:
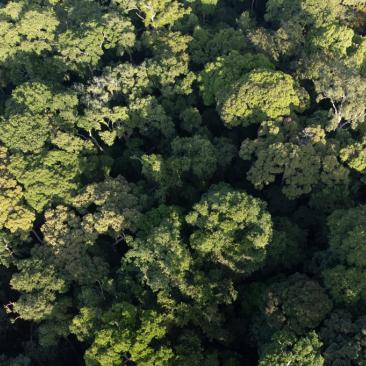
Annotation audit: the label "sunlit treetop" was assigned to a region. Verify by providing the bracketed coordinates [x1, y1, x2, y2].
[218, 70, 309, 127]
[186, 183, 273, 274]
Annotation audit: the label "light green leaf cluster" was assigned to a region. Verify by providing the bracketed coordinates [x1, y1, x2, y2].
[57, 14, 135, 71]
[78, 63, 174, 139]
[51, 131, 95, 153]
[218, 70, 309, 127]
[308, 24, 354, 56]
[0, 4, 59, 63]
[340, 137, 366, 173]
[85, 302, 173, 366]
[0, 82, 78, 153]
[34, 205, 108, 287]
[70, 307, 100, 342]
[144, 31, 195, 96]
[199, 51, 274, 106]
[136, 0, 191, 28]
[8, 151, 80, 212]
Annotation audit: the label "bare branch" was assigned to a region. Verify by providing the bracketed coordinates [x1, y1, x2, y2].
[32, 230, 44, 245]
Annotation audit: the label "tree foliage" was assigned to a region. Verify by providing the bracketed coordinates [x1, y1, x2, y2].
[1, 0, 366, 364]
[218, 70, 309, 127]
[186, 183, 272, 273]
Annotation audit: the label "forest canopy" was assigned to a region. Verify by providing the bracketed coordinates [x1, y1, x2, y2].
[1, 0, 366, 365]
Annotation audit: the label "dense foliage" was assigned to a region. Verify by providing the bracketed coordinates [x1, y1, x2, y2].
[1, 0, 366, 364]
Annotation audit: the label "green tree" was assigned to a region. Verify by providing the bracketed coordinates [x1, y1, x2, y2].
[143, 30, 195, 96]
[136, 0, 191, 28]
[0, 147, 35, 234]
[301, 56, 366, 130]
[189, 27, 248, 66]
[258, 274, 332, 336]
[84, 302, 173, 366]
[259, 330, 324, 366]
[173, 332, 220, 366]
[0, 355, 31, 366]
[265, 0, 341, 29]
[0, 3, 59, 64]
[307, 24, 354, 56]
[8, 151, 81, 212]
[125, 205, 191, 294]
[218, 70, 309, 127]
[38, 205, 108, 285]
[77, 61, 175, 143]
[56, 0, 135, 73]
[71, 176, 145, 238]
[322, 205, 366, 304]
[0, 82, 78, 153]
[239, 118, 350, 199]
[186, 183, 273, 273]
[141, 135, 235, 200]
[10, 257, 67, 321]
[199, 51, 274, 106]
[265, 218, 306, 270]
[320, 310, 366, 365]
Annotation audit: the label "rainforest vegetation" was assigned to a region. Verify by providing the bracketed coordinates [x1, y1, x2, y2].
[2, 0, 366, 365]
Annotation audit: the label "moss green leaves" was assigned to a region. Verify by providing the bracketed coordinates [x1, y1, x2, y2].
[323, 206, 366, 304]
[0, 82, 78, 153]
[72, 176, 144, 237]
[240, 119, 349, 199]
[259, 330, 324, 366]
[10, 258, 67, 321]
[265, 0, 341, 29]
[186, 183, 272, 273]
[260, 274, 333, 335]
[0, 4, 59, 63]
[199, 52, 274, 106]
[125, 206, 191, 293]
